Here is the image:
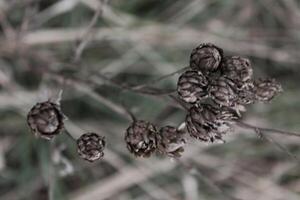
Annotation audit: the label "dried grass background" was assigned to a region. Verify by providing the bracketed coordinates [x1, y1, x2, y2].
[0, 0, 300, 200]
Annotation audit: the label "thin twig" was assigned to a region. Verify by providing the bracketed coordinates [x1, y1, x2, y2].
[237, 121, 300, 161]
[48, 138, 56, 200]
[73, 1, 105, 62]
[93, 72, 176, 96]
[261, 134, 299, 161]
[120, 101, 136, 122]
[131, 66, 189, 90]
[235, 121, 300, 138]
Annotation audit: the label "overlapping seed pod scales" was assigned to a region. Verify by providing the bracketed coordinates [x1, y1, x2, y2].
[157, 126, 187, 158]
[208, 77, 239, 107]
[221, 56, 253, 88]
[27, 101, 65, 140]
[185, 105, 219, 142]
[77, 133, 106, 162]
[125, 120, 158, 157]
[254, 78, 283, 102]
[186, 104, 238, 142]
[218, 106, 240, 121]
[236, 86, 256, 105]
[190, 43, 223, 73]
[177, 70, 209, 103]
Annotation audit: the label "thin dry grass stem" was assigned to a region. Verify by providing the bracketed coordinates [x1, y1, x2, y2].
[131, 66, 189, 90]
[120, 101, 136, 122]
[48, 138, 56, 200]
[19, 1, 38, 36]
[236, 121, 300, 161]
[64, 129, 78, 141]
[236, 121, 300, 138]
[168, 94, 189, 111]
[176, 159, 241, 200]
[94, 72, 176, 96]
[0, 9, 16, 40]
[255, 130, 299, 162]
[73, 0, 105, 62]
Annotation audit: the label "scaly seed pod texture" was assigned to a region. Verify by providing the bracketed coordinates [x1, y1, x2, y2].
[209, 77, 238, 108]
[190, 43, 223, 73]
[157, 126, 187, 158]
[186, 105, 220, 142]
[125, 120, 159, 157]
[177, 70, 209, 103]
[254, 78, 283, 102]
[221, 56, 253, 85]
[77, 133, 106, 162]
[27, 101, 65, 140]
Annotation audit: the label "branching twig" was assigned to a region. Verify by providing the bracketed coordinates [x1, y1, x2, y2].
[236, 121, 300, 161]
[235, 121, 300, 138]
[261, 134, 299, 161]
[131, 66, 189, 90]
[93, 72, 176, 96]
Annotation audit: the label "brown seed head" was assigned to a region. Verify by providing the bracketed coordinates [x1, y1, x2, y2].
[190, 43, 223, 73]
[27, 101, 65, 140]
[254, 78, 283, 102]
[77, 133, 106, 162]
[125, 120, 158, 157]
[177, 70, 209, 103]
[157, 126, 186, 158]
[221, 56, 253, 86]
[208, 77, 238, 107]
[186, 104, 238, 142]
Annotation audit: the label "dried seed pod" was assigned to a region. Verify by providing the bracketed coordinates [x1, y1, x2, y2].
[208, 77, 238, 107]
[177, 70, 209, 103]
[157, 126, 186, 158]
[77, 133, 106, 162]
[125, 120, 158, 157]
[185, 104, 234, 142]
[186, 104, 220, 142]
[237, 86, 256, 105]
[221, 56, 253, 87]
[27, 101, 65, 140]
[190, 43, 223, 73]
[254, 78, 283, 102]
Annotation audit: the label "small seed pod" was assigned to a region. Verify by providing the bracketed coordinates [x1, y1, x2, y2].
[237, 87, 256, 105]
[254, 78, 283, 102]
[208, 77, 238, 107]
[221, 56, 253, 87]
[186, 104, 220, 142]
[27, 101, 65, 140]
[190, 43, 223, 73]
[177, 70, 209, 103]
[125, 120, 158, 157]
[157, 126, 186, 158]
[77, 133, 106, 162]
[186, 104, 237, 142]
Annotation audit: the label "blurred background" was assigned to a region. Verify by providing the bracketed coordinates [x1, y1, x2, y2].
[0, 0, 300, 199]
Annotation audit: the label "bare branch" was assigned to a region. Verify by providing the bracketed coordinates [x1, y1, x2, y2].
[235, 121, 300, 138]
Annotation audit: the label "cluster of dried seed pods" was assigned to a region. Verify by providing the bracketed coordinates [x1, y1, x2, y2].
[123, 43, 283, 158]
[27, 43, 283, 161]
[27, 101, 106, 162]
[178, 43, 283, 142]
[124, 120, 187, 158]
